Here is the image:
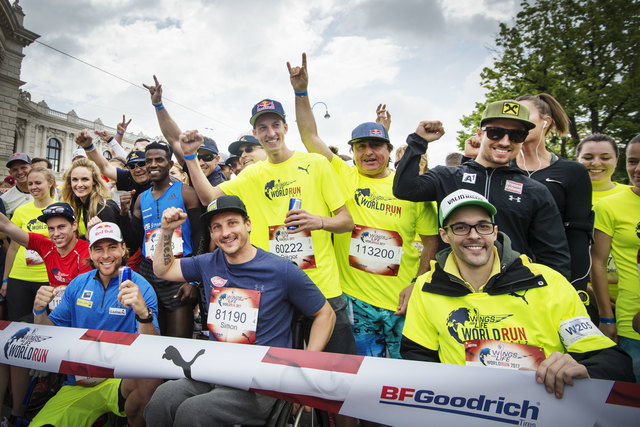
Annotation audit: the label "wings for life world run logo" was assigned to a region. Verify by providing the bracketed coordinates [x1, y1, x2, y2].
[446, 307, 526, 345]
[264, 179, 301, 201]
[354, 188, 401, 217]
[4, 327, 51, 364]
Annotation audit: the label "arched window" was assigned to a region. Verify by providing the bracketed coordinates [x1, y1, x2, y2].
[46, 138, 61, 172]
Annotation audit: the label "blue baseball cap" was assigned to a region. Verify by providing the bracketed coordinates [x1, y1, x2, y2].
[250, 99, 286, 126]
[125, 150, 146, 165]
[37, 202, 76, 224]
[228, 135, 261, 156]
[199, 137, 219, 155]
[348, 122, 390, 145]
[6, 153, 31, 168]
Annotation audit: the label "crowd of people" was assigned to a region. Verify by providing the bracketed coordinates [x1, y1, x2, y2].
[0, 52, 637, 426]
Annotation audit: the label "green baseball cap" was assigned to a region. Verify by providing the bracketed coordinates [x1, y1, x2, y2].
[480, 100, 536, 130]
[439, 189, 497, 226]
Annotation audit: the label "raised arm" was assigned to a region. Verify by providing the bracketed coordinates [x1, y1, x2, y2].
[143, 75, 184, 164]
[179, 130, 224, 205]
[287, 52, 333, 161]
[0, 212, 28, 247]
[75, 130, 119, 181]
[153, 207, 188, 282]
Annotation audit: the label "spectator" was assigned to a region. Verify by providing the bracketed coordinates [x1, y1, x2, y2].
[30, 157, 52, 169]
[445, 152, 463, 166]
[1, 153, 33, 217]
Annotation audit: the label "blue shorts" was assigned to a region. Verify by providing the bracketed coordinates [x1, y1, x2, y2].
[344, 294, 404, 359]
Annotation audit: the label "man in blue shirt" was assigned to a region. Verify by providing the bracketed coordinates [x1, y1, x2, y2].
[144, 195, 335, 426]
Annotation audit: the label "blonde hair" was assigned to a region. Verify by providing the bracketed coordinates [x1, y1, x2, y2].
[61, 158, 112, 221]
[28, 166, 56, 198]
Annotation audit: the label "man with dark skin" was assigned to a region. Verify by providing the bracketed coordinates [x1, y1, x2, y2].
[127, 142, 202, 338]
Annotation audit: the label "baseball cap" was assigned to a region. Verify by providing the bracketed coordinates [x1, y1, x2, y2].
[37, 202, 76, 224]
[480, 100, 536, 130]
[6, 153, 31, 168]
[125, 151, 146, 165]
[200, 195, 248, 224]
[88, 222, 123, 247]
[224, 154, 239, 167]
[199, 137, 219, 155]
[348, 122, 390, 145]
[439, 189, 497, 226]
[145, 141, 173, 157]
[72, 147, 87, 159]
[228, 135, 261, 156]
[249, 99, 286, 126]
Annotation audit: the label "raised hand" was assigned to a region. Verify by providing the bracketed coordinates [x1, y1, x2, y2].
[117, 115, 132, 135]
[416, 121, 445, 143]
[75, 129, 94, 149]
[161, 207, 187, 232]
[287, 52, 309, 93]
[464, 134, 481, 159]
[179, 130, 204, 157]
[376, 104, 391, 131]
[94, 129, 112, 142]
[143, 75, 163, 105]
[119, 190, 135, 214]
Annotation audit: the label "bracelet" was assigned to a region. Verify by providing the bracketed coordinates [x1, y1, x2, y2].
[189, 282, 198, 287]
[599, 317, 616, 324]
[116, 131, 124, 136]
[33, 307, 46, 316]
[184, 152, 198, 161]
[294, 91, 308, 97]
[2, 279, 7, 283]
[84, 143, 96, 152]
[154, 103, 165, 111]
[152, 101, 163, 107]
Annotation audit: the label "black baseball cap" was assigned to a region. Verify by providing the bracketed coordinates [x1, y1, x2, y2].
[37, 202, 76, 224]
[228, 135, 261, 156]
[125, 151, 146, 165]
[200, 195, 248, 224]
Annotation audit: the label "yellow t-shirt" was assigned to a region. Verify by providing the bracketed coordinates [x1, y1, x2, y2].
[592, 182, 630, 205]
[593, 188, 640, 340]
[218, 151, 348, 298]
[330, 156, 438, 311]
[9, 201, 50, 282]
[403, 251, 615, 364]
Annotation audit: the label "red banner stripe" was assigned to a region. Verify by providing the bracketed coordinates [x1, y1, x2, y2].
[262, 347, 364, 374]
[605, 381, 640, 408]
[250, 388, 343, 413]
[79, 329, 138, 345]
[0, 321, 10, 331]
[59, 360, 115, 378]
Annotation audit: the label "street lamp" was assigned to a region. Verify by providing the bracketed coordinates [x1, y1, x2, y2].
[312, 102, 331, 119]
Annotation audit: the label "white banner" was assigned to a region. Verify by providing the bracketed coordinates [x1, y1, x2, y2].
[1, 320, 638, 426]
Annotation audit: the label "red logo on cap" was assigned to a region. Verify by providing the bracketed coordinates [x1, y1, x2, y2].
[370, 129, 383, 137]
[256, 101, 274, 112]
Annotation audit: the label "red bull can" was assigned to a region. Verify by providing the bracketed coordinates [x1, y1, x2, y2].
[119, 266, 132, 285]
[287, 198, 302, 230]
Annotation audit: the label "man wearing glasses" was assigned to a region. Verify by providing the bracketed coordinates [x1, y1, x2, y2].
[401, 190, 634, 397]
[393, 99, 571, 279]
[227, 135, 267, 172]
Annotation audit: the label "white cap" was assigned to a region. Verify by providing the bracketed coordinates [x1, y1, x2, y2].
[439, 189, 497, 226]
[88, 222, 123, 247]
[72, 147, 87, 159]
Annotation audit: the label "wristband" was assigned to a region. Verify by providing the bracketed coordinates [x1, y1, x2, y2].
[116, 131, 124, 136]
[294, 91, 308, 97]
[136, 307, 154, 323]
[84, 143, 96, 152]
[184, 152, 198, 161]
[33, 307, 46, 316]
[154, 103, 165, 111]
[152, 101, 163, 107]
[189, 282, 198, 287]
[2, 279, 7, 283]
[599, 317, 616, 324]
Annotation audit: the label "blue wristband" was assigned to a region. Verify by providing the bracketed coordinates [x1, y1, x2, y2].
[2, 279, 7, 283]
[189, 282, 198, 287]
[184, 152, 198, 161]
[155, 104, 165, 111]
[116, 131, 124, 136]
[294, 91, 308, 97]
[84, 143, 95, 152]
[152, 101, 163, 107]
[33, 307, 46, 316]
[599, 317, 616, 324]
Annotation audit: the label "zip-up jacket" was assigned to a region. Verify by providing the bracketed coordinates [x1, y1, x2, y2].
[393, 132, 571, 279]
[400, 232, 635, 382]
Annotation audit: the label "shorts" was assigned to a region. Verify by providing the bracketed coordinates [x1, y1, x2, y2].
[344, 293, 404, 359]
[6, 278, 48, 321]
[29, 378, 125, 427]
[138, 257, 186, 312]
[303, 295, 358, 355]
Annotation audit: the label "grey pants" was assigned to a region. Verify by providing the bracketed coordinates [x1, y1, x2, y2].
[143, 378, 277, 427]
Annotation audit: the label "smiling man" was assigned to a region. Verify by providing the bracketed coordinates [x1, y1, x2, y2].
[1, 153, 33, 217]
[393, 99, 571, 279]
[227, 135, 266, 172]
[401, 190, 634, 399]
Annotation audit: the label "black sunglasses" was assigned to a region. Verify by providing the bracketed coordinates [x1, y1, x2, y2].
[482, 126, 528, 144]
[238, 145, 261, 155]
[198, 153, 216, 162]
[43, 206, 67, 215]
[125, 162, 146, 170]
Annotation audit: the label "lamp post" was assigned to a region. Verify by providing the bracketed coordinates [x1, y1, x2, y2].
[311, 102, 331, 119]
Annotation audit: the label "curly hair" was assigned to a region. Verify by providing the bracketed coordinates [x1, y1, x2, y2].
[61, 158, 112, 222]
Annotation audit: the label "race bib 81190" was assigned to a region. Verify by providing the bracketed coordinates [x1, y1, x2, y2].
[208, 286, 260, 344]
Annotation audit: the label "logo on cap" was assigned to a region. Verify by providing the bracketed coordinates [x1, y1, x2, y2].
[370, 129, 383, 137]
[256, 100, 274, 112]
[502, 102, 519, 116]
[209, 200, 217, 211]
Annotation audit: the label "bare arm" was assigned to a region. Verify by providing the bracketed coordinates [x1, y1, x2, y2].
[287, 52, 333, 161]
[591, 229, 616, 340]
[1, 240, 19, 297]
[152, 207, 188, 282]
[75, 130, 119, 180]
[143, 75, 184, 164]
[33, 286, 55, 326]
[284, 204, 353, 235]
[0, 212, 28, 247]
[179, 130, 225, 205]
[306, 301, 335, 352]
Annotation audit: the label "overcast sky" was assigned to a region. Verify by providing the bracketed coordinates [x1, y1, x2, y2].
[19, 0, 519, 165]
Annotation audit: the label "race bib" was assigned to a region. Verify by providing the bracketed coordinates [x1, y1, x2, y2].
[144, 227, 183, 260]
[208, 286, 260, 344]
[464, 340, 546, 370]
[268, 225, 316, 270]
[48, 286, 66, 311]
[559, 316, 604, 348]
[25, 249, 44, 266]
[349, 225, 403, 276]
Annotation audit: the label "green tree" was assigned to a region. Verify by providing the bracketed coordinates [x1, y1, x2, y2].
[459, 0, 640, 179]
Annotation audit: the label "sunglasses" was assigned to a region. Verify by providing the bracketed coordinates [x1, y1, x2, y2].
[482, 126, 528, 144]
[238, 145, 261, 155]
[198, 153, 216, 162]
[43, 206, 67, 215]
[125, 162, 146, 170]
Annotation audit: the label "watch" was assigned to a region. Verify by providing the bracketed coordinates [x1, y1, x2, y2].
[135, 307, 154, 323]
